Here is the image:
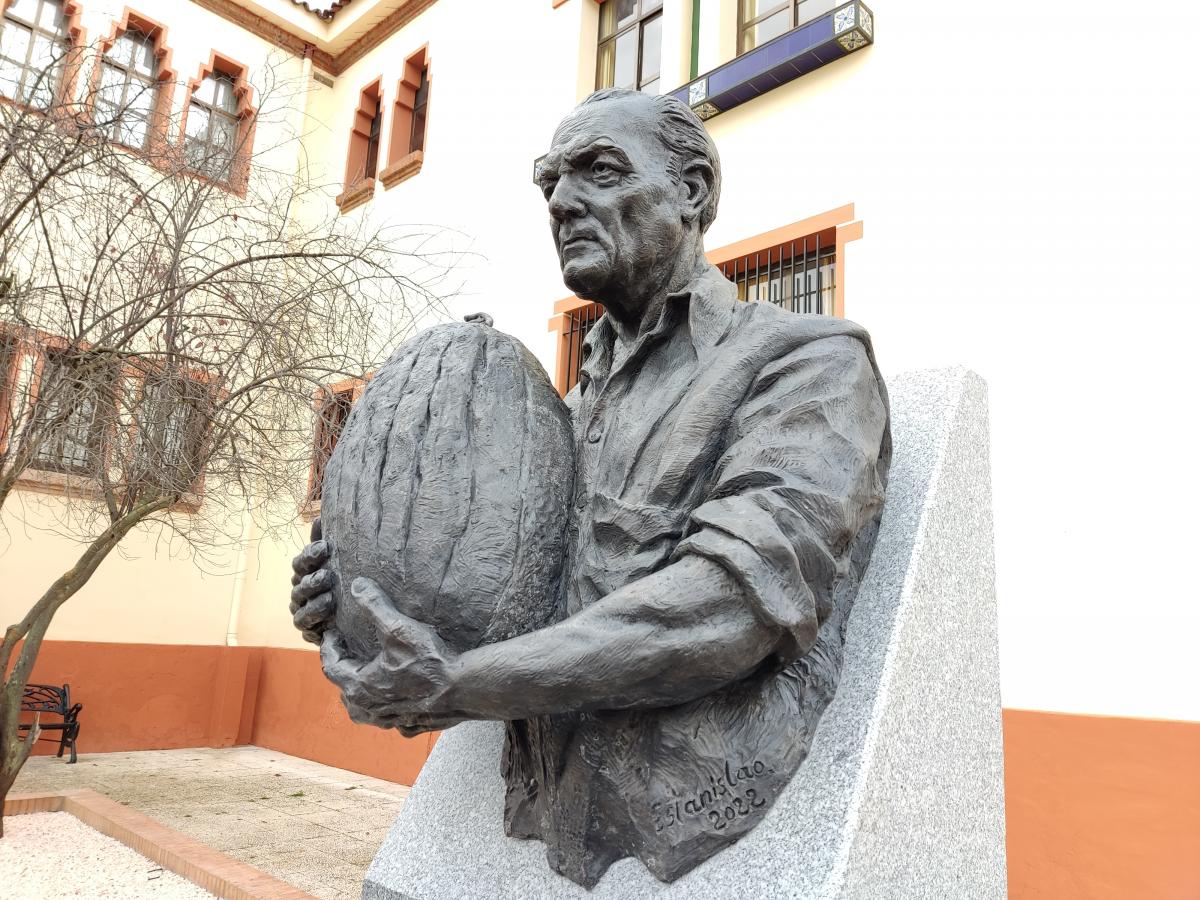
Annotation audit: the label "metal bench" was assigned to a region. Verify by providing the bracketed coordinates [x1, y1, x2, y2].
[19, 683, 82, 764]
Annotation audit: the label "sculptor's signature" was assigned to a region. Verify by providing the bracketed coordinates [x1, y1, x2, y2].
[652, 760, 772, 833]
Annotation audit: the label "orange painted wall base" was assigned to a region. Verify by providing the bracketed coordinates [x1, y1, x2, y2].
[1003, 709, 1200, 900]
[22, 640, 435, 784]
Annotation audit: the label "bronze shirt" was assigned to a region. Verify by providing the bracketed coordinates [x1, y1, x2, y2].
[502, 266, 891, 887]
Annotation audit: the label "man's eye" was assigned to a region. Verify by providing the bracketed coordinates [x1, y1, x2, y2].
[592, 161, 618, 179]
[542, 181, 558, 200]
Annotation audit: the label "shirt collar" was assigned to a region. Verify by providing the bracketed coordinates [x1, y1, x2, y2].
[577, 265, 737, 394]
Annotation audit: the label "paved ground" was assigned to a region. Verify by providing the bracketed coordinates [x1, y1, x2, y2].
[12, 746, 410, 900]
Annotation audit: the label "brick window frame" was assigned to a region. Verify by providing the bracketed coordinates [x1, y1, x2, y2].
[91, 8, 176, 155]
[301, 375, 367, 519]
[178, 52, 257, 196]
[546, 204, 862, 397]
[336, 78, 383, 213]
[379, 45, 429, 190]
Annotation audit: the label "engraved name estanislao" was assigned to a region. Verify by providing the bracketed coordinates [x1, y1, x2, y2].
[652, 759, 775, 833]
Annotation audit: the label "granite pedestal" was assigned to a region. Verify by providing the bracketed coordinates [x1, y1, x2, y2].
[363, 367, 1006, 900]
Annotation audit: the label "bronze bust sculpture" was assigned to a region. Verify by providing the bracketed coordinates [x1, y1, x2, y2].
[290, 89, 890, 889]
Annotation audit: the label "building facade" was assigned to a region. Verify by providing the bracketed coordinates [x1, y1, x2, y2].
[2, 1, 1198, 896]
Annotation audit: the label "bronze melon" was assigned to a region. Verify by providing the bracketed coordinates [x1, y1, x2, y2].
[321, 318, 574, 660]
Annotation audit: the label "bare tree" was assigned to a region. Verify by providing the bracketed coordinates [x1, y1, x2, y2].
[0, 43, 450, 831]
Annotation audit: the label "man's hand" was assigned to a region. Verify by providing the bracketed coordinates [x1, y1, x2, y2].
[319, 576, 465, 735]
[290, 519, 336, 644]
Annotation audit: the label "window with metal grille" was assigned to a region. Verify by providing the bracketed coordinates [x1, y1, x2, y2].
[738, 0, 838, 55]
[554, 232, 837, 396]
[718, 234, 835, 314]
[0, 0, 69, 108]
[28, 349, 117, 476]
[132, 370, 213, 495]
[306, 382, 359, 506]
[597, 0, 662, 94]
[185, 72, 240, 182]
[96, 28, 159, 150]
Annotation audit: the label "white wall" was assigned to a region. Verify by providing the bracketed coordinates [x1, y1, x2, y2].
[317, 0, 1200, 721]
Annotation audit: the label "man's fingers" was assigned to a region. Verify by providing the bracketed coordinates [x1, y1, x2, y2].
[301, 629, 321, 645]
[291, 540, 330, 579]
[291, 568, 334, 606]
[349, 577, 407, 636]
[319, 630, 362, 689]
[294, 592, 335, 632]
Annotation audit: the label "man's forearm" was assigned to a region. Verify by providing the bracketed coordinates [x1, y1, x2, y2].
[442, 555, 781, 720]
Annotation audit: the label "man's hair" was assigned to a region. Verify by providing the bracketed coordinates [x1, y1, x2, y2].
[574, 89, 722, 233]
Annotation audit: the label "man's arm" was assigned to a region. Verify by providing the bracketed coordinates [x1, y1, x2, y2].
[307, 333, 888, 729]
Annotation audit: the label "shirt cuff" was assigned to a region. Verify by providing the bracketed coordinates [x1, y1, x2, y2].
[673, 495, 819, 659]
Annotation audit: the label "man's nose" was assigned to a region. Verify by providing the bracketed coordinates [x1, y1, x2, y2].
[548, 178, 586, 223]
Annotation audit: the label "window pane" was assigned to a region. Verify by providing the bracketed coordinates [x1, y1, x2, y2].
[0, 57, 22, 100]
[210, 114, 237, 153]
[409, 105, 426, 153]
[110, 33, 134, 66]
[599, 0, 638, 40]
[213, 75, 236, 113]
[639, 14, 661, 88]
[596, 39, 615, 89]
[29, 32, 55, 69]
[194, 75, 215, 105]
[613, 27, 637, 91]
[6, 0, 40, 25]
[1, 26, 31, 68]
[795, 0, 837, 23]
[134, 35, 155, 77]
[741, 8, 791, 52]
[740, 0, 789, 26]
[640, 78, 659, 96]
[185, 104, 209, 140]
[37, 0, 64, 31]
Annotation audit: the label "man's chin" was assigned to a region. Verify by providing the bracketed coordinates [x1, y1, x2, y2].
[560, 260, 609, 298]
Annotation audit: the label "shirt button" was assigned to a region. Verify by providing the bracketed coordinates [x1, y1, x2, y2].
[587, 429, 602, 444]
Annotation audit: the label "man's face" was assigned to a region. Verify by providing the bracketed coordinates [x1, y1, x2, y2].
[536, 98, 686, 304]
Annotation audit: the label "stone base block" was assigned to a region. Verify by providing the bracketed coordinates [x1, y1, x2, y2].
[363, 367, 1006, 899]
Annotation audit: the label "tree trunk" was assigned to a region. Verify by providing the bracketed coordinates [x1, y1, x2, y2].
[0, 498, 170, 838]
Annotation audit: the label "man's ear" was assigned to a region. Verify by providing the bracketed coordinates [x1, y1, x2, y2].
[678, 159, 714, 226]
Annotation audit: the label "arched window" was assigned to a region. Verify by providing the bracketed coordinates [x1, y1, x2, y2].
[0, 0, 71, 108]
[96, 29, 158, 149]
[181, 54, 255, 192]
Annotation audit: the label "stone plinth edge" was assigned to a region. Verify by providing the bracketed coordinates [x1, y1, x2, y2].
[363, 367, 1007, 900]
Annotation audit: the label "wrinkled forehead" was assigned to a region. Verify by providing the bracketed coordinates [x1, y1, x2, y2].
[536, 100, 661, 182]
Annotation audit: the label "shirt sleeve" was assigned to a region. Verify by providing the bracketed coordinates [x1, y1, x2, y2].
[671, 334, 889, 661]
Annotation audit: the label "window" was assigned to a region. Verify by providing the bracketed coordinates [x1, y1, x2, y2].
[0, 0, 68, 108]
[339, 79, 383, 210]
[717, 235, 835, 313]
[306, 379, 362, 508]
[408, 65, 428, 154]
[185, 72, 240, 181]
[132, 369, 212, 495]
[596, 0, 662, 94]
[95, 28, 159, 150]
[738, 0, 837, 54]
[381, 47, 429, 189]
[29, 349, 117, 476]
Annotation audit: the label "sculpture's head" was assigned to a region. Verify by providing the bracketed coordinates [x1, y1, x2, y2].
[536, 90, 721, 304]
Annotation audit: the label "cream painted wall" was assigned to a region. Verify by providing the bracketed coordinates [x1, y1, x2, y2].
[0, 1, 313, 647]
[8, 0, 1199, 727]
